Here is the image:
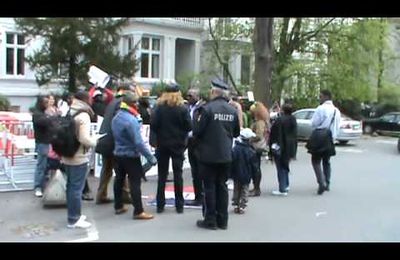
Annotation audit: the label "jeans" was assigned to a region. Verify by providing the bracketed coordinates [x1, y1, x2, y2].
[273, 154, 290, 192]
[251, 150, 263, 190]
[311, 154, 331, 188]
[34, 143, 49, 190]
[64, 163, 89, 224]
[199, 162, 230, 227]
[114, 157, 144, 216]
[156, 147, 184, 210]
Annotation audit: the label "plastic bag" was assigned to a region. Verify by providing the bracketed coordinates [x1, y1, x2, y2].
[42, 170, 67, 207]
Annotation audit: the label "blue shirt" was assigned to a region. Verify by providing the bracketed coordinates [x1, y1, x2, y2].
[111, 109, 153, 159]
[311, 100, 341, 140]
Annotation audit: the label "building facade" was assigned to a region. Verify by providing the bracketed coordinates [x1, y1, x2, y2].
[0, 18, 252, 112]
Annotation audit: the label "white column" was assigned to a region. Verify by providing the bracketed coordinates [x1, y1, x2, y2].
[194, 40, 201, 74]
[132, 32, 143, 78]
[235, 53, 242, 84]
[163, 36, 176, 82]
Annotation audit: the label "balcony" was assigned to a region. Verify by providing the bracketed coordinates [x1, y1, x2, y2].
[129, 18, 205, 31]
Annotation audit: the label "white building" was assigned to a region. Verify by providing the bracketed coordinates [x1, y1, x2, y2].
[0, 18, 62, 112]
[0, 17, 251, 112]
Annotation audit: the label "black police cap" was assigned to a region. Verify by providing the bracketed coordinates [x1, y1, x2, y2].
[211, 79, 229, 90]
[165, 83, 180, 93]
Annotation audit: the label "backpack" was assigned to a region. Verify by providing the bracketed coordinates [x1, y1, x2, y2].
[50, 110, 86, 157]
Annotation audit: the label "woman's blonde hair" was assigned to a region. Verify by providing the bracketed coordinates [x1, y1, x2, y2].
[250, 101, 270, 122]
[157, 91, 185, 107]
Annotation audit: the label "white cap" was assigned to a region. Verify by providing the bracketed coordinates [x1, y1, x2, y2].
[240, 128, 256, 139]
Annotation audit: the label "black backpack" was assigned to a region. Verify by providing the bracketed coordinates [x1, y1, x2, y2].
[50, 110, 86, 157]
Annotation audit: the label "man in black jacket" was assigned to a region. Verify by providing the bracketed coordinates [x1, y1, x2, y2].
[185, 89, 206, 207]
[193, 79, 240, 230]
[95, 84, 134, 204]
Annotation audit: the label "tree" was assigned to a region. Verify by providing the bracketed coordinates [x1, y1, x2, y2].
[271, 18, 336, 103]
[15, 18, 139, 93]
[206, 18, 253, 95]
[0, 95, 10, 111]
[253, 18, 274, 106]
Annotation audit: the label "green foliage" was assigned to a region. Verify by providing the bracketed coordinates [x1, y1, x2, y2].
[15, 18, 139, 93]
[150, 81, 168, 97]
[0, 94, 10, 111]
[378, 83, 400, 110]
[322, 19, 384, 102]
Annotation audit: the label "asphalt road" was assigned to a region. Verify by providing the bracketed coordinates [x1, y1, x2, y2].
[0, 135, 399, 242]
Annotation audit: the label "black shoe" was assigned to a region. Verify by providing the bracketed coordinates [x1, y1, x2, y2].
[217, 224, 228, 230]
[82, 193, 94, 201]
[176, 208, 184, 214]
[196, 220, 217, 230]
[317, 186, 326, 195]
[157, 207, 164, 213]
[325, 184, 330, 191]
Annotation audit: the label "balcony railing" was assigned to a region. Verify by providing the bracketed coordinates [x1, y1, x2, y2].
[171, 18, 204, 28]
[130, 18, 205, 30]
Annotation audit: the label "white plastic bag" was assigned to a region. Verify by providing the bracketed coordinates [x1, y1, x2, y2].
[42, 170, 67, 206]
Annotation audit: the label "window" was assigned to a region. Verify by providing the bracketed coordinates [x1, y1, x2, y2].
[241, 55, 250, 85]
[5, 33, 25, 76]
[306, 111, 315, 120]
[382, 114, 396, 123]
[294, 111, 310, 120]
[140, 37, 161, 78]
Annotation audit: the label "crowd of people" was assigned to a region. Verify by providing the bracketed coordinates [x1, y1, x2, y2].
[30, 78, 341, 230]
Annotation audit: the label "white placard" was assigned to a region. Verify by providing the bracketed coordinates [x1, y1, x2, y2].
[88, 65, 110, 89]
[247, 91, 255, 102]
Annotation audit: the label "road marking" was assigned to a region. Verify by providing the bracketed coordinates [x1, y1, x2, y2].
[375, 140, 397, 145]
[67, 222, 99, 243]
[315, 212, 327, 217]
[336, 148, 364, 153]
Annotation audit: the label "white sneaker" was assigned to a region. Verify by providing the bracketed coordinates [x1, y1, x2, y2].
[34, 188, 43, 197]
[271, 190, 288, 196]
[67, 216, 92, 229]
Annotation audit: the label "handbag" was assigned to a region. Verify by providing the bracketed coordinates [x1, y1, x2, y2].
[306, 110, 336, 155]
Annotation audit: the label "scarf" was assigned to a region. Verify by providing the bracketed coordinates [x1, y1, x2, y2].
[120, 101, 140, 118]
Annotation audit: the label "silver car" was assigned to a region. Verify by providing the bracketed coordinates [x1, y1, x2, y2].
[293, 108, 363, 145]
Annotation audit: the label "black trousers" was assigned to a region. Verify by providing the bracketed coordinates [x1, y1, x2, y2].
[199, 162, 230, 227]
[188, 143, 203, 201]
[156, 147, 184, 210]
[311, 153, 331, 188]
[114, 157, 144, 216]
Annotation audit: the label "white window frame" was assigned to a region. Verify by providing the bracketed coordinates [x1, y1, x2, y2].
[140, 36, 161, 79]
[4, 32, 26, 78]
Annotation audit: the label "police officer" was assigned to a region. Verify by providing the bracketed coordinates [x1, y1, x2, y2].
[193, 79, 240, 230]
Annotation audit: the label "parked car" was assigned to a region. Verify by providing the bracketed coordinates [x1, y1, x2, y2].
[293, 108, 362, 144]
[362, 112, 400, 136]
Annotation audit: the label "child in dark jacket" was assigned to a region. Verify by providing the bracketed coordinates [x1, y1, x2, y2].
[231, 128, 259, 214]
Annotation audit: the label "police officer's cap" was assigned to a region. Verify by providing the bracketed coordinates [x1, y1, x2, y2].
[165, 83, 180, 93]
[211, 79, 229, 90]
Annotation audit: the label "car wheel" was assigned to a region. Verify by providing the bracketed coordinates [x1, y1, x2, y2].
[338, 140, 348, 145]
[363, 125, 374, 135]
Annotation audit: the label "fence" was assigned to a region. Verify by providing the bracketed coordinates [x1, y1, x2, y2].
[0, 120, 36, 192]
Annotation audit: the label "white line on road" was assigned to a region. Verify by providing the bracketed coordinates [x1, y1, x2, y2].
[315, 212, 327, 217]
[374, 140, 397, 145]
[67, 222, 99, 243]
[336, 148, 364, 153]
